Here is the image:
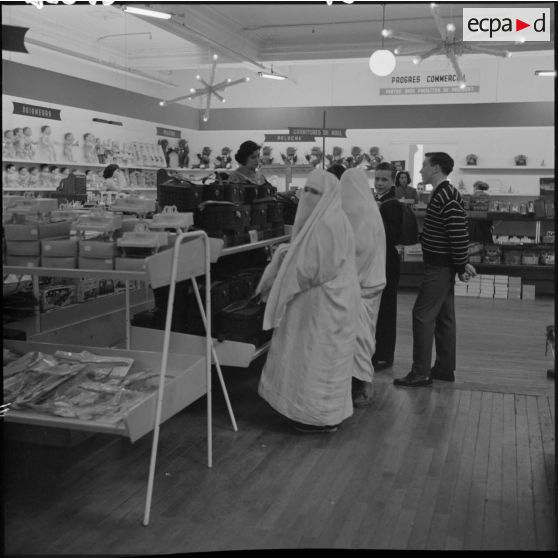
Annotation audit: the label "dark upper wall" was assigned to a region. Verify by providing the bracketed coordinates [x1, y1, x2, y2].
[3, 61, 553, 132]
[2, 60, 200, 130]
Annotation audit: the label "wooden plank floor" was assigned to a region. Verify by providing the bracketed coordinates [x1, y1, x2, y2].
[4, 293, 555, 552]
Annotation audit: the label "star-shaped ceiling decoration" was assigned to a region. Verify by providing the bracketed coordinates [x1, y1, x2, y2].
[383, 3, 511, 88]
[159, 54, 251, 122]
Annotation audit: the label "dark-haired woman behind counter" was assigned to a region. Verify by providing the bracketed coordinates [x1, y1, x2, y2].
[228, 140, 269, 185]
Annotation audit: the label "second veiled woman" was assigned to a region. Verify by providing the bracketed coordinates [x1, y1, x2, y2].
[340, 168, 387, 407]
[257, 169, 360, 433]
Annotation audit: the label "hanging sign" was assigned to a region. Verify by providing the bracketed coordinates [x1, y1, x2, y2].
[25, 1, 115, 8]
[264, 134, 316, 142]
[13, 102, 61, 120]
[156, 127, 181, 139]
[379, 69, 480, 96]
[288, 127, 347, 138]
[2, 25, 29, 53]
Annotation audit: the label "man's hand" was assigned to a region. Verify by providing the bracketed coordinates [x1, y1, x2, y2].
[459, 263, 477, 282]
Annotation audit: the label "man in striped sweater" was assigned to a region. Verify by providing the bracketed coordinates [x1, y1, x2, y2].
[394, 152, 476, 387]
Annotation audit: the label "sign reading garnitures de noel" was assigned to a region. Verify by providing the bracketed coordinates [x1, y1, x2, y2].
[379, 69, 480, 96]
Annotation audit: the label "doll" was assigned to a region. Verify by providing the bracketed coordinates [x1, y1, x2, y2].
[129, 169, 139, 188]
[83, 133, 98, 163]
[158, 139, 170, 167]
[215, 146, 233, 169]
[177, 139, 189, 168]
[18, 166, 30, 188]
[13, 128, 26, 159]
[305, 146, 324, 167]
[95, 137, 106, 164]
[63, 132, 79, 162]
[281, 146, 298, 165]
[3, 129, 16, 158]
[111, 140, 123, 165]
[326, 146, 345, 167]
[39, 164, 52, 189]
[366, 146, 383, 170]
[39, 125, 57, 161]
[260, 145, 273, 166]
[5, 164, 19, 189]
[28, 166, 40, 189]
[50, 166, 63, 189]
[345, 146, 365, 168]
[194, 146, 212, 169]
[23, 127, 38, 159]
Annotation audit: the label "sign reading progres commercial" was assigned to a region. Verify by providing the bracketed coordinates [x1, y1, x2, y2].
[379, 69, 480, 96]
[156, 127, 181, 139]
[13, 102, 61, 120]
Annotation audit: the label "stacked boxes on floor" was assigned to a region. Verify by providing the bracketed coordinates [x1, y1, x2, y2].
[522, 284, 536, 300]
[493, 275, 509, 299]
[508, 276, 522, 299]
[454, 277, 468, 296]
[465, 275, 481, 297]
[401, 244, 423, 262]
[480, 274, 495, 298]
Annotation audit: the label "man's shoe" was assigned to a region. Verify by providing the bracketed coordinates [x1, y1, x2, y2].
[430, 368, 455, 382]
[353, 382, 375, 408]
[293, 422, 340, 433]
[373, 360, 393, 371]
[393, 370, 432, 387]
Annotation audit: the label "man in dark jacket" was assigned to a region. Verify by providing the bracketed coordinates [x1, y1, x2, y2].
[394, 152, 476, 387]
[373, 162, 402, 370]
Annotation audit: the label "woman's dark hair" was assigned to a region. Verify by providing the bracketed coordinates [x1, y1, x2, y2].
[395, 170, 411, 187]
[326, 164, 346, 180]
[375, 161, 396, 179]
[41, 125, 50, 133]
[424, 152, 454, 176]
[103, 164, 120, 179]
[235, 140, 260, 165]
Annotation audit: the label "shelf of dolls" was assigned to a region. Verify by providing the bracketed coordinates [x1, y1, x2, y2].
[3, 159, 165, 171]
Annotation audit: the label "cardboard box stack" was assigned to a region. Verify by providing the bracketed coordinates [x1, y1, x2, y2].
[479, 274, 495, 298]
[508, 276, 522, 299]
[494, 275, 509, 299]
[454, 277, 468, 297]
[522, 283, 536, 300]
[402, 244, 423, 262]
[465, 275, 481, 297]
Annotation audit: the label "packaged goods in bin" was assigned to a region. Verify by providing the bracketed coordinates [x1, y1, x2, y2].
[41, 256, 78, 269]
[218, 299, 272, 347]
[109, 195, 156, 216]
[6, 240, 41, 256]
[156, 170, 204, 212]
[41, 238, 78, 257]
[542, 231, 554, 244]
[74, 209, 122, 240]
[150, 205, 193, 231]
[193, 201, 246, 233]
[3, 198, 58, 219]
[117, 223, 168, 257]
[502, 249, 521, 265]
[540, 251, 555, 265]
[40, 284, 77, 312]
[521, 251, 539, 265]
[483, 244, 502, 264]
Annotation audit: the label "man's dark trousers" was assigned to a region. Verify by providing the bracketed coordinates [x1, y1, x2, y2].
[412, 263, 456, 377]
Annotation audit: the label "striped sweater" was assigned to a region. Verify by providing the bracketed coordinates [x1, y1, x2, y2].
[421, 180, 469, 274]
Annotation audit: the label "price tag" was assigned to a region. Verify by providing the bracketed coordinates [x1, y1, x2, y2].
[248, 230, 258, 244]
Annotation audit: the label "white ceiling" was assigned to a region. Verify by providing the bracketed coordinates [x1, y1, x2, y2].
[2, 2, 554, 82]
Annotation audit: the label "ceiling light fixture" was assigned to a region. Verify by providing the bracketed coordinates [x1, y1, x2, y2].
[258, 70, 286, 80]
[384, 3, 511, 88]
[124, 6, 172, 20]
[535, 70, 556, 77]
[369, 4, 396, 77]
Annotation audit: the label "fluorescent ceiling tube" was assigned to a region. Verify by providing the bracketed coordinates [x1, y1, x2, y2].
[534, 70, 556, 77]
[124, 6, 172, 19]
[258, 71, 286, 80]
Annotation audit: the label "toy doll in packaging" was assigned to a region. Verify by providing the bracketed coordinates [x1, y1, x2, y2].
[13, 128, 26, 159]
[28, 166, 40, 189]
[345, 146, 365, 168]
[18, 166, 30, 188]
[83, 133, 98, 163]
[3, 129, 16, 158]
[194, 146, 212, 169]
[261, 145, 273, 165]
[39, 164, 52, 189]
[39, 125, 57, 161]
[305, 146, 323, 167]
[177, 139, 189, 168]
[50, 166, 63, 189]
[95, 137, 106, 164]
[5, 164, 19, 189]
[63, 132, 79, 162]
[23, 127, 38, 159]
[366, 146, 383, 169]
[326, 146, 345, 167]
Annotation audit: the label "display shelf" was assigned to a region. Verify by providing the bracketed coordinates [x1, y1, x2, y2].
[3, 266, 147, 281]
[220, 235, 290, 256]
[3, 340, 206, 443]
[459, 166, 554, 172]
[2, 187, 58, 192]
[3, 159, 162, 171]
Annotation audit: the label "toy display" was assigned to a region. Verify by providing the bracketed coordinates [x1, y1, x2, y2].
[18, 166, 30, 188]
[168, 145, 180, 168]
[23, 127, 38, 159]
[13, 128, 26, 159]
[83, 133, 98, 164]
[95, 137, 106, 164]
[194, 146, 212, 169]
[326, 146, 345, 167]
[215, 147, 233, 169]
[366, 146, 383, 169]
[345, 146, 366, 168]
[3, 130, 16, 158]
[39, 164, 52, 189]
[39, 125, 57, 161]
[158, 139, 170, 167]
[177, 139, 189, 168]
[28, 166, 40, 188]
[50, 166, 63, 189]
[281, 146, 298, 165]
[261, 145, 273, 166]
[466, 153, 478, 165]
[63, 132, 79, 162]
[305, 146, 323, 167]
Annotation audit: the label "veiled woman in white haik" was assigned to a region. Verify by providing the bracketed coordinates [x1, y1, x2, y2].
[340, 168, 386, 406]
[257, 169, 360, 432]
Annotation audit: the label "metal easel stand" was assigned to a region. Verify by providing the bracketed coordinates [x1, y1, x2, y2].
[142, 230, 237, 526]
